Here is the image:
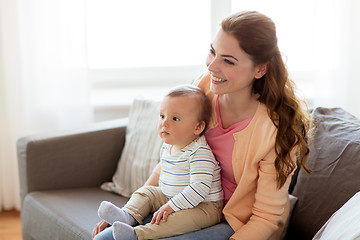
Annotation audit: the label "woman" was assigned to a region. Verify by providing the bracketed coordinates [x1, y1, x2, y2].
[195, 11, 310, 240]
[93, 11, 310, 240]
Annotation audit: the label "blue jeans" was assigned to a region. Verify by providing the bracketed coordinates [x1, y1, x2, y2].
[94, 216, 234, 240]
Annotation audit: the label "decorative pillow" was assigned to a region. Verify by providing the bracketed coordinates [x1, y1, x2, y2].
[287, 107, 360, 239]
[101, 98, 163, 198]
[312, 192, 360, 240]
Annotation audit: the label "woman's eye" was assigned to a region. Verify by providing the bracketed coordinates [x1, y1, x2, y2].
[173, 117, 180, 121]
[160, 114, 165, 119]
[224, 59, 234, 65]
[209, 48, 215, 55]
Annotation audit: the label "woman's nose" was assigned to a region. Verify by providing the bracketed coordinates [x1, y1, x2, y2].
[207, 56, 219, 73]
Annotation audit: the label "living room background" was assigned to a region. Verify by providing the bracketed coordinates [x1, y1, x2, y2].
[1, 0, 359, 211]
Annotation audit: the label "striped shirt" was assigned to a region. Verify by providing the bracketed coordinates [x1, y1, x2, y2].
[159, 135, 223, 211]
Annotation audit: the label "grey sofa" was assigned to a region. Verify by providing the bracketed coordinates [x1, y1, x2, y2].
[17, 107, 360, 240]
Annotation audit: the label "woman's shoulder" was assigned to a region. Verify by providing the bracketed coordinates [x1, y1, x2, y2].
[246, 103, 277, 138]
[194, 71, 214, 98]
[194, 72, 218, 129]
[253, 103, 274, 123]
[193, 71, 210, 86]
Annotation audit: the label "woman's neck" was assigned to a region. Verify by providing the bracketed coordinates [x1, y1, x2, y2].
[218, 92, 259, 129]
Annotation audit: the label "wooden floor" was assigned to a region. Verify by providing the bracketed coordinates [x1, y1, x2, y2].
[0, 211, 22, 240]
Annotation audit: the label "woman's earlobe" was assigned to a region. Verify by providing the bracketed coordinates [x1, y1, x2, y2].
[255, 64, 268, 79]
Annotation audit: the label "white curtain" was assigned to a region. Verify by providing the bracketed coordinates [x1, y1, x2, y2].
[311, 0, 360, 117]
[0, 0, 92, 211]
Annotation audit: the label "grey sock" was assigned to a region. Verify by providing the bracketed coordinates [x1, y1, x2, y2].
[98, 201, 137, 226]
[113, 221, 137, 240]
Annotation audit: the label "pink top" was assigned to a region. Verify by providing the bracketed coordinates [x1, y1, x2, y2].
[205, 97, 253, 203]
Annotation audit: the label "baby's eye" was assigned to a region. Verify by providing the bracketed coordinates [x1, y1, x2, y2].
[160, 114, 165, 119]
[173, 117, 180, 121]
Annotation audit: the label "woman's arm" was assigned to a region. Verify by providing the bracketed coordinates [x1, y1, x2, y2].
[92, 220, 110, 239]
[144, 163, 161, 186]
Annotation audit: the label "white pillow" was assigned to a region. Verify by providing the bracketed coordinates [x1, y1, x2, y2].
[101, 98, 163, 198]
[312, 192, 360, 240]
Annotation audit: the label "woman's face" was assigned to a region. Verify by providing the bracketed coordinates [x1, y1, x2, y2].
[206, 29, 266, 96]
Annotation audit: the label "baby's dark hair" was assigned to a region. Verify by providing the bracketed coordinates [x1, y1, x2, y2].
[166, 85, 212, 136]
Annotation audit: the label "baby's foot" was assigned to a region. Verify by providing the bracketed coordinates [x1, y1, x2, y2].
[113, 221, 137, 240]
[98, 201, 137, 226]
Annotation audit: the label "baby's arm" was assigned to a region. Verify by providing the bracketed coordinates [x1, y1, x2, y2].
[151, 202, 174, 224]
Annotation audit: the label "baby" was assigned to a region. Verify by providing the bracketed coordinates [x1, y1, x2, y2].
[96, 85, 223, 240]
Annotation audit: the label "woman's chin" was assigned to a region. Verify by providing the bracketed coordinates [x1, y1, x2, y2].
[210, 82, 226, 95]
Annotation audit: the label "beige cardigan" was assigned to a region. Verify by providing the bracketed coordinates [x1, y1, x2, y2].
[196, 72, 294, 240]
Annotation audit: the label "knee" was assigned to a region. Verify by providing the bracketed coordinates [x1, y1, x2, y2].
[133, 185, 158, 197]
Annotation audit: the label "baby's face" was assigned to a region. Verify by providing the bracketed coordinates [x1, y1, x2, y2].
[157, 95, 203, 150]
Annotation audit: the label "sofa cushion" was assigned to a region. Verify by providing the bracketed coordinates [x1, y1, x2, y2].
[101, 98, 163, 197]
[22, 188, 129, 240]
[287, 107, 360, 239]
[22, 188, 232, 240]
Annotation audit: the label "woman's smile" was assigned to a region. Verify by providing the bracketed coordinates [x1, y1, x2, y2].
[211, 73, 227, 83]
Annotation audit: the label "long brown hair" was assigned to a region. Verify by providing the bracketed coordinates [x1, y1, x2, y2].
[221, 11, 310, 188]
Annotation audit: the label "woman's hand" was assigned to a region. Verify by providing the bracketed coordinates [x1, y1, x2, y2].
[151, 202, 175, 224]
[92, 220, 110, 239]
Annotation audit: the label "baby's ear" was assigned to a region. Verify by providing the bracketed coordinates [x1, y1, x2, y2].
[194, 121, 206, 135]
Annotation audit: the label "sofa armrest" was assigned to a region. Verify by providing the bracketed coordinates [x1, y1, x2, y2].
[17, 118, 128, 205]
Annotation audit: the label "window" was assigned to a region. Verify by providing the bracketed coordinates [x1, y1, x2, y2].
[86, 0, 211, 69]
[86, 0, 232, 120]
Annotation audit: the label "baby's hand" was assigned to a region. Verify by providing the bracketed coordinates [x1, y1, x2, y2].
[151, 202, 175, 224]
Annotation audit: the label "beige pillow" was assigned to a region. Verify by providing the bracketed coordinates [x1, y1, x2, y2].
[101, 98, 163, 197]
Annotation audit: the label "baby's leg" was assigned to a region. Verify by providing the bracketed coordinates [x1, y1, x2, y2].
[134, 201, 223, 240]
[98, 201, 137, 226]
[122, 186, 169, 225]
[112, 221, 137, 240]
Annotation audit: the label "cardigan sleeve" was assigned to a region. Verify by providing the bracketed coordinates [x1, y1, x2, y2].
[230, 154, 292, 240]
